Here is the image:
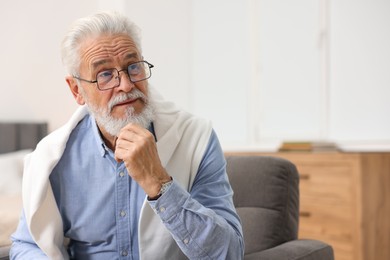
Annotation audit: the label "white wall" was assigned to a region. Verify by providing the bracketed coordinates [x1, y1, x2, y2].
[329, 0, 390, 143]
[1, 0, 389, 151]
[253, 0, 324, 142]
[191, 0, 252, 147]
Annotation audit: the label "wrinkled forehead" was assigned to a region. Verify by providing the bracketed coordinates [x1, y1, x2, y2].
[79, 33, 142, 70]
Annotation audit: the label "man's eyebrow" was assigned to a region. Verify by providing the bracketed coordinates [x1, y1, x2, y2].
[124, 53, 139, 60]
[91, 59, 109, 70]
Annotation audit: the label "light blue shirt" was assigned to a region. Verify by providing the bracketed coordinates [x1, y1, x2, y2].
[11, 114, 244, 259]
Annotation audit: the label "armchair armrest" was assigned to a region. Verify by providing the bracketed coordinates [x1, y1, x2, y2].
[244, 239, 334, 260]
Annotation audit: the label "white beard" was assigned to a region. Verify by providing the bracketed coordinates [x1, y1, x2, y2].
[83, 88, 155, 136]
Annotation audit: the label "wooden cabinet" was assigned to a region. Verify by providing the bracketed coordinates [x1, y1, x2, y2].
[226, 152, 390, 260]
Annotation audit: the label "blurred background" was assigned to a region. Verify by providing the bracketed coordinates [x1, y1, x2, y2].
[1, 0, 389, 151]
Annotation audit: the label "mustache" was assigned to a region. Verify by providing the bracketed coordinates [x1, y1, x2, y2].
[107, 89, 147, 111]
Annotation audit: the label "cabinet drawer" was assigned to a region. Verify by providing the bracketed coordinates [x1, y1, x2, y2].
[299, 202, 353, 234]
[299, 202, 355, 260]
[297, 164, 353, 205]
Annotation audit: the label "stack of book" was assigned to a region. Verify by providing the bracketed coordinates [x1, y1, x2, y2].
[278, 141, 340, 152]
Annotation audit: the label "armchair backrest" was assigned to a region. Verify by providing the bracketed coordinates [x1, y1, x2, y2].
[225, 155, 300, 255]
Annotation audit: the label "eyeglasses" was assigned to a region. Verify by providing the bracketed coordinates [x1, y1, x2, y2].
[73, 60, 154, 91]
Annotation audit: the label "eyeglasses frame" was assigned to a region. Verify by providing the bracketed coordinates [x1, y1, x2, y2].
[73, 60, 154, 91]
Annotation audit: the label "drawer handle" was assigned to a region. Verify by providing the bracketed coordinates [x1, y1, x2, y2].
[299, 211, 311, 218]
[299, 174, 310, 180]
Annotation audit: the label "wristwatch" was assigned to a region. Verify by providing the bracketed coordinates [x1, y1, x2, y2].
[149, 177, 173, 200]
[157, 178, 173, 196]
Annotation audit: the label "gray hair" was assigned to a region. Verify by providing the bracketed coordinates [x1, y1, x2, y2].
[61, 11, 142, 76]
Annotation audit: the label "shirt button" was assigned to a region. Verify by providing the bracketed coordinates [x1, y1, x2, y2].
[121, 250, 128, 256]
[119, 172, 125, 177]
[183, 238, 189, 244]
[120, 210, 126, 217]
[160, 207, 166, 213]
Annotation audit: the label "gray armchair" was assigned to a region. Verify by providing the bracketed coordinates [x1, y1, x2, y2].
[225, 155, 334, 260]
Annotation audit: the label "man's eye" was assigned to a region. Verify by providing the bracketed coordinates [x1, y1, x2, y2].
[128, 64, 141, 75]
[97, 70, 114, 79]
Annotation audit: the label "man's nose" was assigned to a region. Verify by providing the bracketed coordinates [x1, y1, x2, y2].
[116, 69, 134, 92]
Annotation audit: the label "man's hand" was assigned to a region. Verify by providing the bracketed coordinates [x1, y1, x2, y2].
[114, 123, 171, 198]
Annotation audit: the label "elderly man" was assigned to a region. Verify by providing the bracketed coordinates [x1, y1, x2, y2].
[11, 11, 244, 260]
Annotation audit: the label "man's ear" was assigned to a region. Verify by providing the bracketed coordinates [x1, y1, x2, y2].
[66, 76, 86, 105]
